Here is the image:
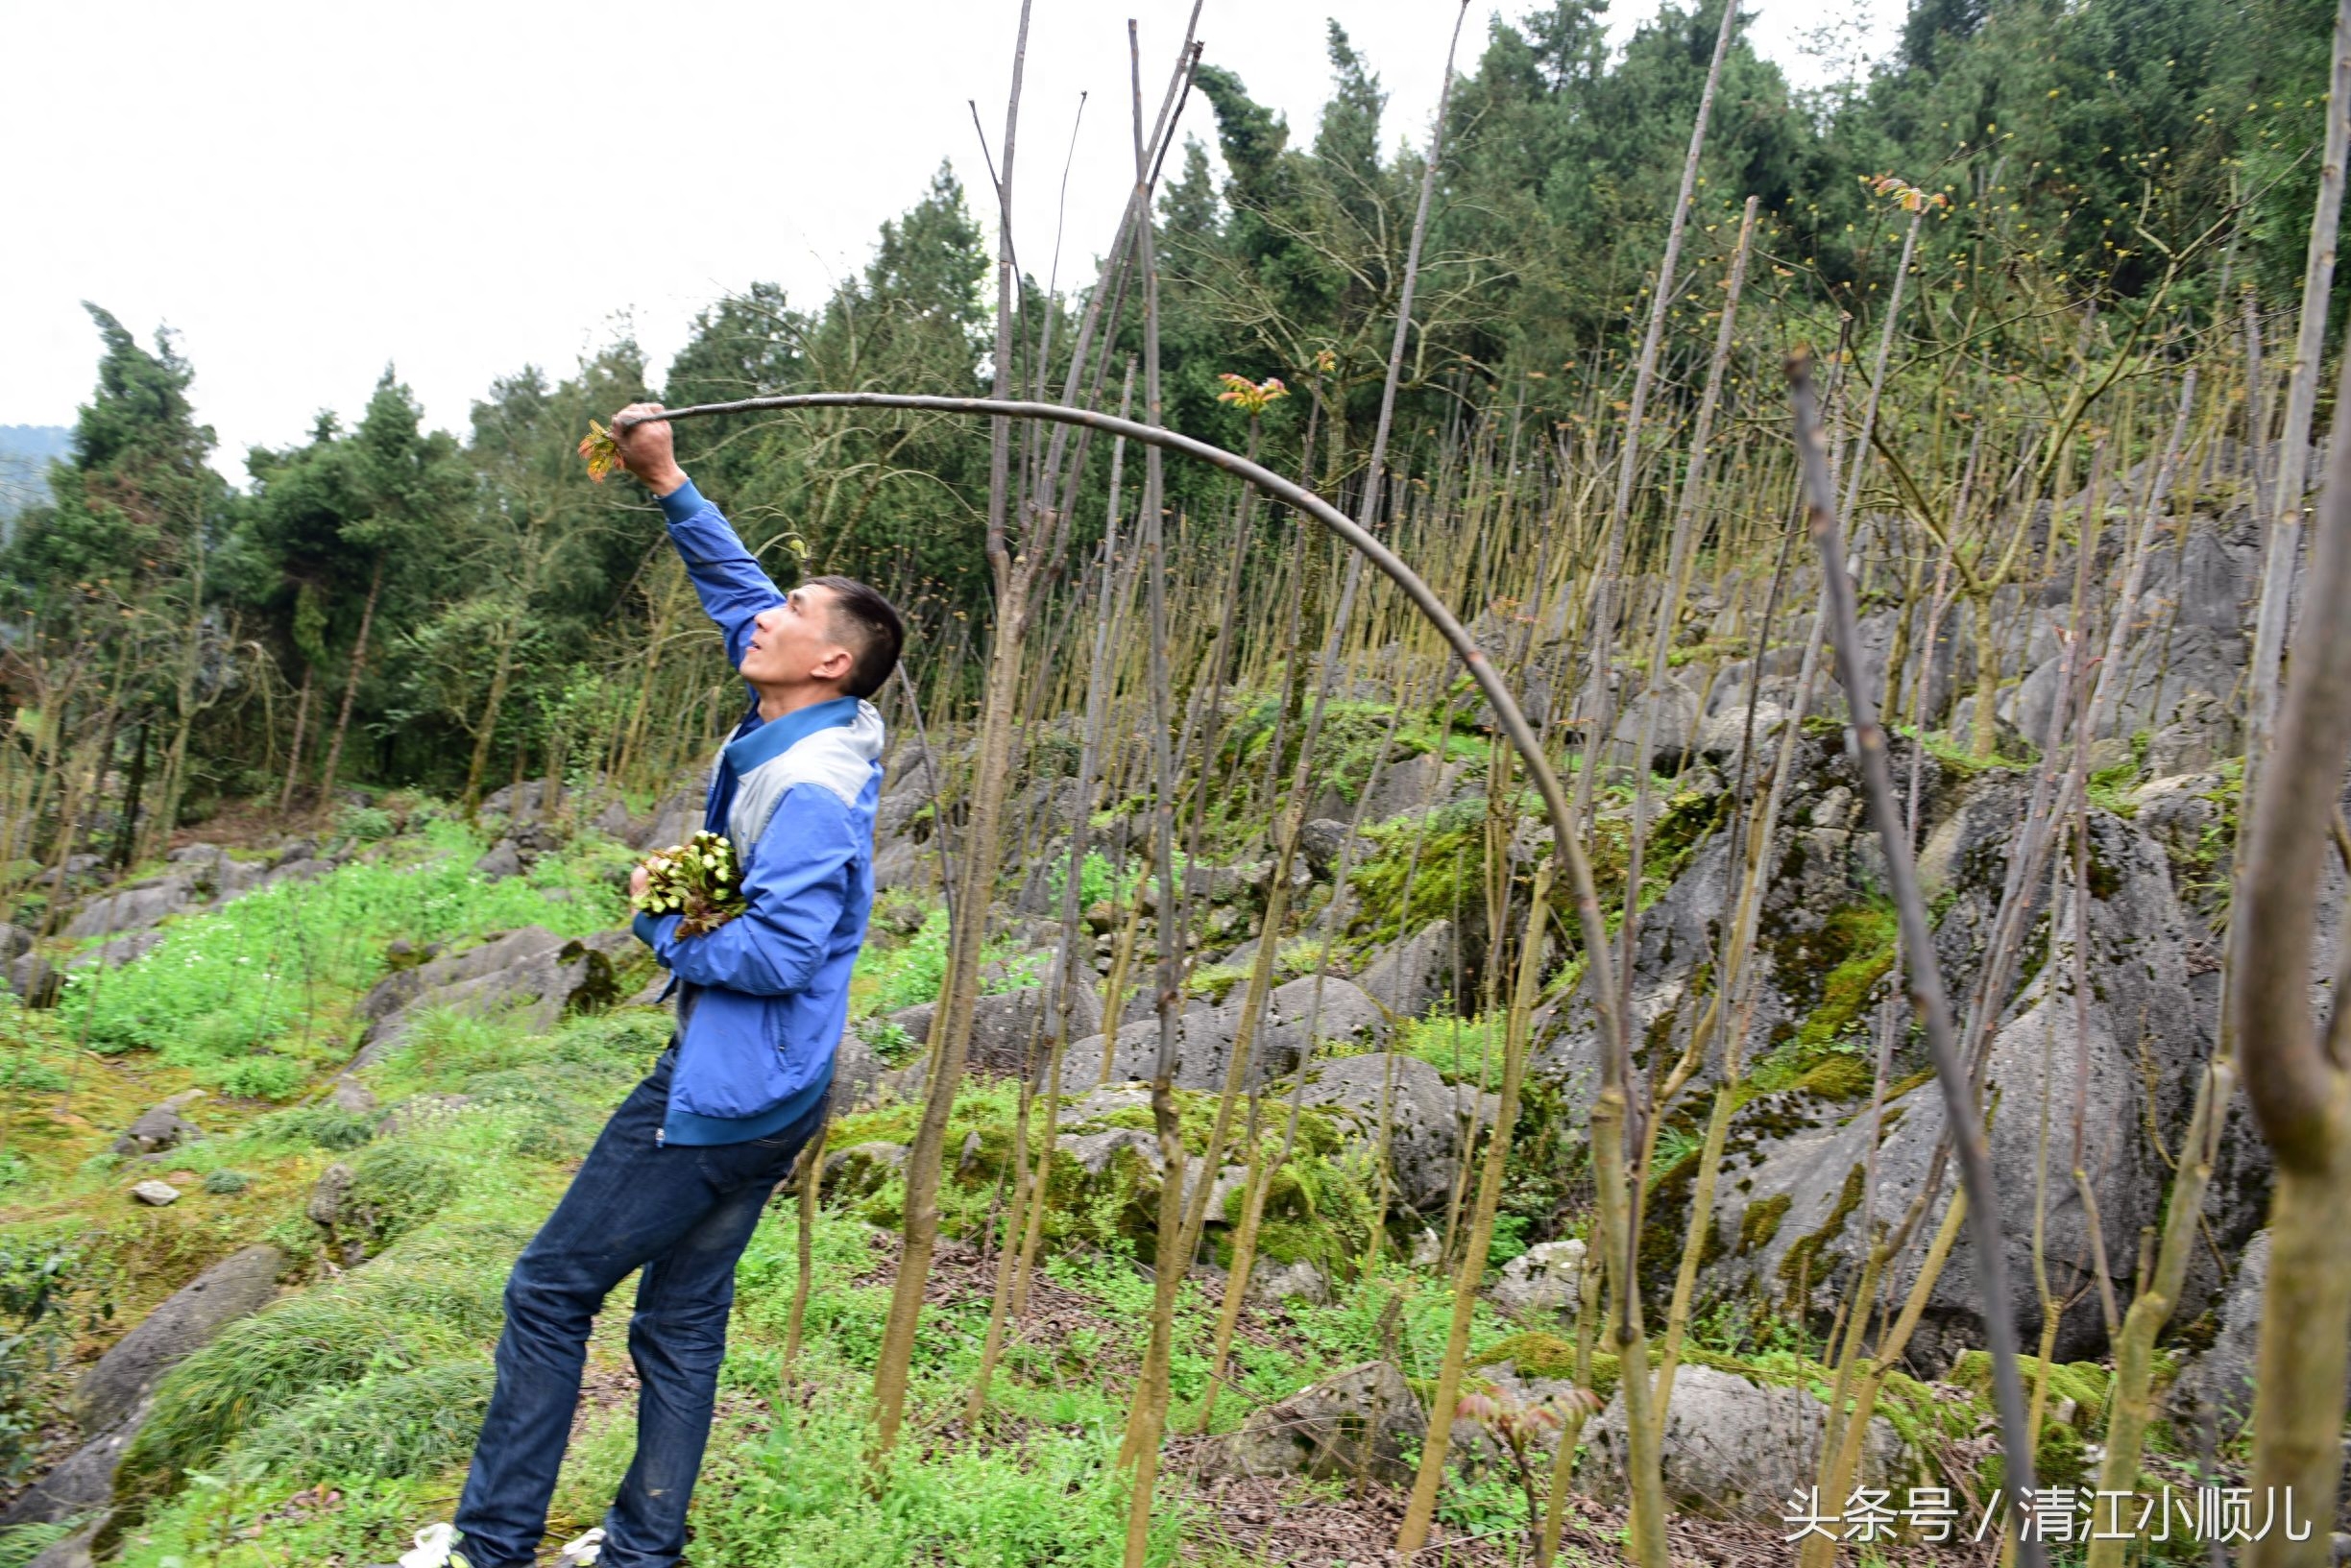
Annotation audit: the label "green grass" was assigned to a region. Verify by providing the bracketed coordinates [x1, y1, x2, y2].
[51, 819, 628, 1094]
[0, 787, 2133, 1567]
[853, 905, 1054, 1017]
[1389, 1008, 1505, 1091]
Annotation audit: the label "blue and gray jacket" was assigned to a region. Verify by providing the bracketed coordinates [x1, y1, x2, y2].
[629, 479, 885, 1146]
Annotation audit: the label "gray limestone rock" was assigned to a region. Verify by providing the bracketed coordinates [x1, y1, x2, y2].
[2186, 1227, 2267, 1434]
[1076, 977, 1390, 1094]
[1247, 1259, 1331, 1309]
[871, 838, 924, 892]
[7, 953, 60, 1007]
[873, 786, 928, 844]
[1489, 1238, 1585, 1317]
[111, 1092, 205, 1156]
[471, 840, 525, 881]
[1297, 819, 1369, 880]
[633, 783, 706, 853]
[306, 1163, 354, 1229]
[1580, 1364, 1908, 1522]
[65, 929, 168, 974]
[25, 1514, 106, 1568]
[62, 882, 191, 943]
[1354, 919, 1456, 1022]
[0, 1409, 142, 1528]
[823, 1142, 908, 1200]
[129, 1181, 180, 1207]
[1700, 807, 2212, 1365]
[1198, 1361, 1424, 1486]
[1290, 1052, 1464, 1213]
[1612, 676, 1703, 773]
[76, 1245, 283, 1434]
[1357, 753, 1470, 826]
[1055, 1126, 1159, 1178]
[351, 927, 617, 1066]
[880, 979, 1104, 1081]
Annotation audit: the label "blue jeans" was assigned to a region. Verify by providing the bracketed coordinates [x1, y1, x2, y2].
[453, 1046, 822, 1568]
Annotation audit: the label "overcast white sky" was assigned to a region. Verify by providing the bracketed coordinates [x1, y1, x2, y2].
[4, 0, 1895, 478]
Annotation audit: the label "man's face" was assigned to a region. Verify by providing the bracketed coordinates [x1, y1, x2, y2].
[741, 584, 853, 691]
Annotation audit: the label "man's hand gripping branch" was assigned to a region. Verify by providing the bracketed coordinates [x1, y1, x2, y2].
[611, 402, 690, 497]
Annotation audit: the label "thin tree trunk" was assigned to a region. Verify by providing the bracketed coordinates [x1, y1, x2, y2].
[2244, 0, 2351, 784]
[113, 720, 154, 872]
[146, 521, 209, 860]
[463, 623, 521, 815]
[1397, 862, 1561, 1558]
[782, 1118, 829, 1380]
[2238, 318, 2351, 1568]
[316, 554, 384, 811]
[1572, 0, 1739, 818]
[1616, 197, 1757, 1023]
[278, 664, 313, 816]
[1790, 355, 2048, 1567]
[869, 0, 1033, 1462]
[1121, 31, 1188, 1561]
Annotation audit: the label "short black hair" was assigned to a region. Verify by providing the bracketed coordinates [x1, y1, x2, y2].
[805, 575, 905, 701]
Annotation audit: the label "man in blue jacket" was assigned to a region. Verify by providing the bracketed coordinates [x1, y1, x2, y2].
[424, 405, 902, 1568]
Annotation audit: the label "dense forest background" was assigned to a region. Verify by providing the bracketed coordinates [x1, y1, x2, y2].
[3, 0, 2336, 832]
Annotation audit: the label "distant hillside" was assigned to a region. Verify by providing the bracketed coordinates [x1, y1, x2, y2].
[0, 423, 70, 529]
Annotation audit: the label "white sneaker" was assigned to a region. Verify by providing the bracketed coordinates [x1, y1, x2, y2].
[396, 1524, 470, 1568]
[556, 1529, 605, 1566]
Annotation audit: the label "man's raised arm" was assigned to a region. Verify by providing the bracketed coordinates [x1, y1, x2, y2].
[611, 402, 781, 667]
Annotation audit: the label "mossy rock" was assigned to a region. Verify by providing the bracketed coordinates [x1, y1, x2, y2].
[1738, 1193, 1791, 1255]
[1978, 1418, 2092, 1495]
[1468, 1331, 1579, 1381]
[1947, 1351, 2111, 1429]
[1791, 1053, 1874, 1100]
[340, 1143, 462, 1252]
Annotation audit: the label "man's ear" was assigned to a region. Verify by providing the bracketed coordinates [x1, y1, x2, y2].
[813, 646, 855, 685]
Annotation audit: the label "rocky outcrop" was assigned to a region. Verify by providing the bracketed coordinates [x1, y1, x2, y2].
[1490, 1239, 1585, 1317]
[0, 1410, 142, 1529]
[1354, 919, 1456, 1022]
[1247, 1258, 1331, 1308]
[2183, 1228, 2267, 1435]
[76, 1245, 284, 1435]
[1695, 794, 2214, 1365]
[1079, 977, 1391, 1093]
[875, 979, 1103, 1080]
[1289, 1051, 1465, 1213]
[60, 844, 294, 943]
[351, 927, 620, 1066]
[1580, 1364, 1908, 1522]
[110, 1091, 206, 1157]
[1197, 1360, 1424, 1486]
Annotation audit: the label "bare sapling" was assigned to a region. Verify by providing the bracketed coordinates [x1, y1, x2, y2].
[1805, 1188, 1970, 1568]
[1572, 0, 1741, 825]
[1166, 0, 1466, 1347]
[1395, 860, 1561, 1556]
[2236, 326, 2351, 1568]
[783, 1118, 829, 1381]
[1010, 367, 1139, 1319]
[2244, 0, 2351, 776]
[867, 0, 1035, 1463]
[1615, 197, 1759, 1025]
[1788, 353, 2048, 1567]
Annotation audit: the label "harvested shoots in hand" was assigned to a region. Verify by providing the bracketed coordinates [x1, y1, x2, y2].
[633, 831, 747, 936]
